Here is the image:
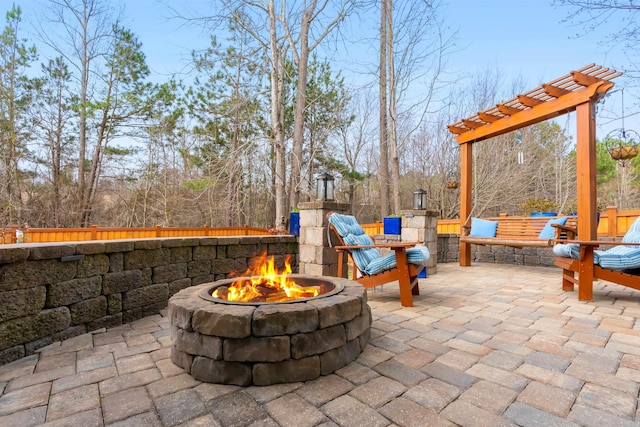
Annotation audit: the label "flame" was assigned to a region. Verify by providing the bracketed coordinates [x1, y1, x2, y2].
[212, 253, 320, 303]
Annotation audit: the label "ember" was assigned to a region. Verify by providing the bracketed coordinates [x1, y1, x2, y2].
[211, 253, 320, 303]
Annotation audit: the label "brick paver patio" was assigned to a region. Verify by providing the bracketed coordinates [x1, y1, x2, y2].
[1, 263, 640, 426]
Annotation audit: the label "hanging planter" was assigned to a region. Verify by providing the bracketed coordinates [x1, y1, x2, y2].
[445, 181, 459, 189]
[445, 170, 459, 190]
[605, 89, 639, 162]
[609, 144, 638, 161]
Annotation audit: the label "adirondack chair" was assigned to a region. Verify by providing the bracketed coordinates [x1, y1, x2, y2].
[553, 216, 640, 300]
[327, 212, 430, 307]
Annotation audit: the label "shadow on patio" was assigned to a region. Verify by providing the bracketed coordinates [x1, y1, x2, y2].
[1, 263, 639, 426]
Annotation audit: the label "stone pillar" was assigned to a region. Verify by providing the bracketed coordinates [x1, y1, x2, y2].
[401, 209, 438, 275]
[298, 201, 351, 277]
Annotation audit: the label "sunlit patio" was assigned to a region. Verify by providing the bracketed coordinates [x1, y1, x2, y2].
[1, 262, 639, 426]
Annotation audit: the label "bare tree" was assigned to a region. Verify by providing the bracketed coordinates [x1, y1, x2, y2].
[209, 1, 355, 228]
[380, 0, 451, 215]
[379, 0, 390, 217]
[30, 57, 75, 227]
[336, 91, 373, 213]
[286, 1, 356, 210]
[554, 0, 640, 79]
[0, 6, 37, 225]
[40, 0, 118, 225]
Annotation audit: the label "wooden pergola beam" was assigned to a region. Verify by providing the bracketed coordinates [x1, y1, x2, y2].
[478, 112, 502, 123]
[518, 95, 544, 107]
[572, 71, 601, 87]
[447, 125, 467, 135]
[543, 84, 571, 98]
[463, 119, 485, 129]
[497, 104, 521, 116]
[453, 81, 613, 144]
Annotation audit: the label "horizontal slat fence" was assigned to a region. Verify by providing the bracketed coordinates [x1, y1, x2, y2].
[1, 224, 272, 244]
[1, 207, 638, 244]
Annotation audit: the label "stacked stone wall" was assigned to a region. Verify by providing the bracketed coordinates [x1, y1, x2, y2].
[0, 236, 298, 365]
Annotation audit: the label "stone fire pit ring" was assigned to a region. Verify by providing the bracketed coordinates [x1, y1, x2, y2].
[169, 275, 371, 386]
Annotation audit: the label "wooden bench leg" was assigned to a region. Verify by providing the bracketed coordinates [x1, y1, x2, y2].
[394, 249, 413, 307]
[561, 268, 575, 292]
[398, 276, 413, 307]
[412, 282, 420, 295]
[336, 251, 345, 278]
[578, 246, 594, 301]
[411, 267, 423, 295]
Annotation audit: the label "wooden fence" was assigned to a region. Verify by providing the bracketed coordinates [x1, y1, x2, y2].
[1, 206, 638, 244]
[0, 224, 272, 244]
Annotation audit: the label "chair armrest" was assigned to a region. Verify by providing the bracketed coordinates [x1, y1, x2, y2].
[552, 224, 576, 232]
[552, 239, 633, 247]
[552, 223, 577, 240]
[334, 242, 418, 250]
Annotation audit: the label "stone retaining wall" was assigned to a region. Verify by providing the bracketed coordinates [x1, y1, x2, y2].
[437, 234, 556, 266]
[0, 236, 298, 365]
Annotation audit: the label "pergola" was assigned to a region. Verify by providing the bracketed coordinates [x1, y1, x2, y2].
[447, 64, 621, 273]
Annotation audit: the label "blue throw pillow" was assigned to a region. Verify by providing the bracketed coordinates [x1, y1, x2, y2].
[622, 216, 640, 245]
[538, 216, 568, 239]
[468, 217, 498, 237]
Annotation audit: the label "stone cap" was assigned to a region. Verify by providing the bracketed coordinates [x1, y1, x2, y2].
[400, 210, 439, 217]
[298, 201, 351, 211]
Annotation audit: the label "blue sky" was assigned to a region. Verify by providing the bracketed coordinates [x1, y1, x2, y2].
[445, 0, 619, 82]
[21, 0, 638, 136]
[113, 0, 628, 82]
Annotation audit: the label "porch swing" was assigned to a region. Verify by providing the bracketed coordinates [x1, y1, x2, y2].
[457, 102, 576, 249]
[448, 64, 622, 301]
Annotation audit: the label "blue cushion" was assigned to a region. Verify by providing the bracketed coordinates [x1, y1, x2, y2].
[407, 246, 431, 264]
[553, 216, 640, 270]
[329, 213, 381, 272]
[595, 246, 640, 270]
[342, 232, 380, 270]
[553, 243, 580, 259]
[590, 216, 640, 269]
[622, 216, 640, 245]
[365, 252, 397, 275]
[468, 217, 498, 237]
[364, 246, 431, 275]
[328, 212, 431, 276]
[538, 216, 568, 239]
[329, 213, 366, 237]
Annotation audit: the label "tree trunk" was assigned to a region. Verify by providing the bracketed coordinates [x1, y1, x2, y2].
[289, 8, 311, 210]
[379, 0, 390, 218]
[78, 1, 90, 226]
[387, 0, 401, 214]
[269, 0, 288, 229]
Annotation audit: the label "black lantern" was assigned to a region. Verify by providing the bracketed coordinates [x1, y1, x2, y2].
[316, 173, 335, 201]
[413, 188, 427, 210]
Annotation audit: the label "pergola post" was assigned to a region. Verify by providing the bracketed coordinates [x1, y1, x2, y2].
[575, 100, 598, 300]
[460, 142, 473, 266]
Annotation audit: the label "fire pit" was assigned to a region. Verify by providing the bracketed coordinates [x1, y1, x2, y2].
[168, 255, 371, 386]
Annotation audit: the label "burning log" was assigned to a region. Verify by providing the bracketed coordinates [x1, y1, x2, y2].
[210, 253, 321, 303]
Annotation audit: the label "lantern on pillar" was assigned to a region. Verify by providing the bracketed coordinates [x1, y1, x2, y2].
[413, 188, 427, 210]
[316, 173, 335, 201]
